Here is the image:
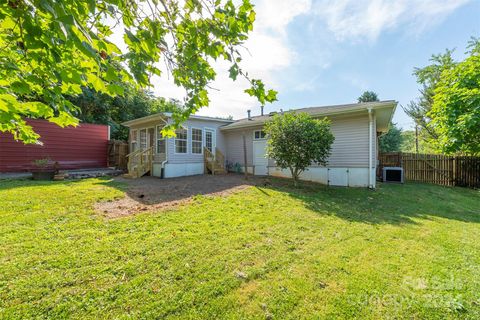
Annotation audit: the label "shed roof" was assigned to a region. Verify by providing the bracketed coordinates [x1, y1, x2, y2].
[121, 112, 234, 127]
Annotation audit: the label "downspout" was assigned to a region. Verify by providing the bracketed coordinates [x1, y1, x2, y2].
[367, 107, 373, 189]
[160, 116, 169, 178]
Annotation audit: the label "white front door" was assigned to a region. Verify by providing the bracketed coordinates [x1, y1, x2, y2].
[253, 140, 268, 175]
[205, 129, 215, 152]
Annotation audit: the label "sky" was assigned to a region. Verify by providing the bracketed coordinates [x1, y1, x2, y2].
[146, 0, 480, 130]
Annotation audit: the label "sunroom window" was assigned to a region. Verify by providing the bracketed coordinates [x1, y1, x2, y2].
[139, 129, 147, 150]
[175, 128, 187, 153]
[191, 128, 203, 154]
[130, 130, 138, 152]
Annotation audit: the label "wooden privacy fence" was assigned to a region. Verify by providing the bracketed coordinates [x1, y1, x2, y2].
[108, 140, 128, 170]
[379, 152, 480, 188]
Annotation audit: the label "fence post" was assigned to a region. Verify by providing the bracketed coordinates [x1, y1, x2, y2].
[453, 157, 456, 187]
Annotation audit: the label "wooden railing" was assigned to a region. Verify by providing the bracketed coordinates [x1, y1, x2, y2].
[204, 147, 226, 175]
[126, 147, 154, 178]
[108, 140, 128, 170]
[215, 148, 225, 169]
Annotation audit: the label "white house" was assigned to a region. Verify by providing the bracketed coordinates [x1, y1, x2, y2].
[122, 100, 397, 188]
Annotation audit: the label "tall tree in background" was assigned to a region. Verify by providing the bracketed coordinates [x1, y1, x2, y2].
[379, 123, 402, 152]
[0, 0, 276, 143]
[402, 49, 456, 148]
[357, 91, 379, 103]
[428, 38, 480, 155]
[69, 85, 182, 141]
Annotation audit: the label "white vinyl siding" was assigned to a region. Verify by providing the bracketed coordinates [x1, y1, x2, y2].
[224, 128, 257, 167]
[225, 113, 373, 168]
[320, 113, 371, 168]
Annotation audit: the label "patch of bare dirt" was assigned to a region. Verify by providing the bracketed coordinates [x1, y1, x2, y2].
[96, 174, 269, 218]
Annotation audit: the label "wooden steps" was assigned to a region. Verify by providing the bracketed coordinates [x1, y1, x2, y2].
[126, 147, 153, 178]
[204, 147, 226, 175]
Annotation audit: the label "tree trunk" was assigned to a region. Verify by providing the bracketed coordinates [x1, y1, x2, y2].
[290, 167, 298, 187]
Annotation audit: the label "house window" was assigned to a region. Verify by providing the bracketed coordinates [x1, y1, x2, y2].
[139, 129, 147, 150]
[156, 126, 165, 154]
[175, 127, 187, 153]
[191, 128, 203, 154]
[254, 130, 266, 140]
[130, 130, 138, 152]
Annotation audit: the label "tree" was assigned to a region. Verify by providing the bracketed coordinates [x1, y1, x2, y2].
[402, 50, 455, 141]
[0, 0, 276, 143]
[68, 85, 182, 140]
[428, 38, 480, 155]
[400, 130, 438, 154]
[264, 112, 334, 186]
[357, 91, 379, 103]
[379, 123, 402, 152]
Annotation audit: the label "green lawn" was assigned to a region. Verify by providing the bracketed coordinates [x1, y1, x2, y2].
[1, 178, 479, 319]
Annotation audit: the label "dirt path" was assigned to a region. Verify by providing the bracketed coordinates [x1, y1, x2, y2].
[96, 174, 269, 218]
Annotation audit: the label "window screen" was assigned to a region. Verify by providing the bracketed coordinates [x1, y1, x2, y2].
[191, 128, 203, 154]
[175, 128, 187, 153]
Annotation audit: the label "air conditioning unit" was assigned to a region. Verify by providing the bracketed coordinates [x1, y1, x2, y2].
[383, 167, 404, 183]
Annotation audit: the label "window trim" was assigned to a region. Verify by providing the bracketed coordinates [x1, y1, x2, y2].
[190, 127, 203, 155]
[156, 125, 166, 154]
[174, 126, 188, 155]
[253, 130, 266, 140]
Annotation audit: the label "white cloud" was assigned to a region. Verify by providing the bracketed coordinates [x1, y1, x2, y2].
[339, 73, 369, 91]
[195, 32, 294, 118]
[314, 0, 471, 41]
[153, 0, 312, 119]
[254, 0, 312, 34]
[108, 0, 469, 119]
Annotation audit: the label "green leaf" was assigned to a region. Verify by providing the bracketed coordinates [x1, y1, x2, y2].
[105, 66, 119, 82]
[57, 15, 75, 26]
[107, 83, 125, 95]
[11, 81, 31, 95]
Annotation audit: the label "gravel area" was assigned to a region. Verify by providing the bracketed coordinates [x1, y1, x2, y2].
[96, 174, 269, 218]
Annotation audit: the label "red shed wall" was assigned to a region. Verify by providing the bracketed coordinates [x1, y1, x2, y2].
[0, 119, 109, 172]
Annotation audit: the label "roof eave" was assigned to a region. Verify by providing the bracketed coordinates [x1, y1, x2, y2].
[121, 113, 168, 127]
[122, 113, 235, 127]
[221, 101, 397, 131]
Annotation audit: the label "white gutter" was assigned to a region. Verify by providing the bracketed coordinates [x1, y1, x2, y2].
[367, 107, 374, 189]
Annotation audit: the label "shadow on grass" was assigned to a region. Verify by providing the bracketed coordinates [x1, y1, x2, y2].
[0, 178, 90, 191]
[264, 179, 480, 225]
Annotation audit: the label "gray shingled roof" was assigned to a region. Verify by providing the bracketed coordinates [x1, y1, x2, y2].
[221, 100, 397, 131]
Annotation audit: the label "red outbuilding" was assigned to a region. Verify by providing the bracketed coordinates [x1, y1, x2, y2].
[0, 119, 109, 172]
